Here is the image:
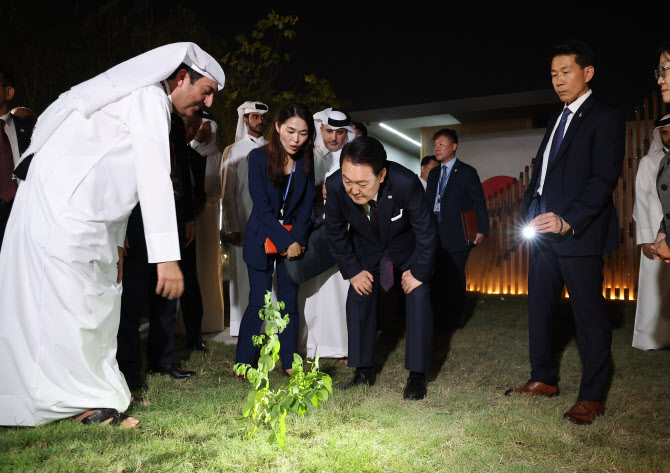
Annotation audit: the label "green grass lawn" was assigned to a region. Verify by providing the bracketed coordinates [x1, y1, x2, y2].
[1, 294, 669, 472]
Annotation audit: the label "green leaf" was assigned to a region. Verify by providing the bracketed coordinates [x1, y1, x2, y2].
[280, 395, 295, 412]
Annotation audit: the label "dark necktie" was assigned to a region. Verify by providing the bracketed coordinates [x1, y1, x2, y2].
[547, 108, 573, 166]
[369, 199, 394, 292]
[436, 165, 448, 223]
[0, 119, 17, 202]
[368, 199, 379, 238]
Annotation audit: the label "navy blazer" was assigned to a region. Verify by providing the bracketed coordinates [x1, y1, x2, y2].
[521, 94, 625, 256]
[325, 161, 437, 283]
[10, 116, 35, 179]
[243, 148, 316, 271]
[425, 159, 489, 253]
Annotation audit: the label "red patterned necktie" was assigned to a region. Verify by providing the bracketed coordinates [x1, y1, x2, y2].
[0, 119, 17, 202]
[379, 256, 394, 292]
[368, 200, 394, 291]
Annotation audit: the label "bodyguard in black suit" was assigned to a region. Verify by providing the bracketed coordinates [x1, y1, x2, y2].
[326, 137, 437, 400]
[425, 129, 489, 328]
[0, 67, 33, 251]
[117, 112, 196, 390]
[505, 42, 625, 426]
[180, 112, 207, 351]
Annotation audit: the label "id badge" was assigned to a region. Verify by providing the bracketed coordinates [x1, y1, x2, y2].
[434, 201, 441, 213]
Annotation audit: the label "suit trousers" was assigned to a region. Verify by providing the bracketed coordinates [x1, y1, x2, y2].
[528, 244, 611, 401]
[235, 255, 300, 369]
[347, 270, 433, 373]
[117, 206, 177, 388]
[432, 248, 470, 328]
[179, 237, 203, 348]
[0, 198, 13, 252]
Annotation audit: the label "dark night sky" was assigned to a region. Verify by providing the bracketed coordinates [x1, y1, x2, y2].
[6, 3, 666, 118]
[201, 4, 665, 115]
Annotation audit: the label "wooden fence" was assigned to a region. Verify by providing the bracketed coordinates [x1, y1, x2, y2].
[465, 92, 667, 301]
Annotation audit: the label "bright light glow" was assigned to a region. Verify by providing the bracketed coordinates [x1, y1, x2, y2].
[379, 123, 421, 147]
[522, 225, 537, 239]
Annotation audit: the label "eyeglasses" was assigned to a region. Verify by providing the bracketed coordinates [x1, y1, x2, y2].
[654, 65, 670, 80]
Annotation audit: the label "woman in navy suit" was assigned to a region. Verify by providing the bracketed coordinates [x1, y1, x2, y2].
[235, 102, 316, 374]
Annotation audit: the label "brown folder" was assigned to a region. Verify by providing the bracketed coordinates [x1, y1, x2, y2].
[461, 209, 478, 246]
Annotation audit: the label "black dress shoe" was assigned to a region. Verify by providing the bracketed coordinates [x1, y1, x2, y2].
[403, 374, 427, 400]
[188, 342, 208, 353]
[340, 369, 375, 390]
[150, 365, 196, 379]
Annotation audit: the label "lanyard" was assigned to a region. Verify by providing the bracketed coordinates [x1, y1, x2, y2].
[280, 160, 296, 218]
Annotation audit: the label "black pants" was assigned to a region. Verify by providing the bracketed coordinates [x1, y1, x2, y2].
[528, 245, 611, 401]
[117, 205, 177, 388]
[235, 256, 300, 369]
[0, 198, 13, 253]
[346, 267, 433, 373]
[431, 248, 470, 328]
[179, 236, 203, 348]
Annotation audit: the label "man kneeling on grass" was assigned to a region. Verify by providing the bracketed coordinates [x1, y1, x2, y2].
[325, 137, 437, 400]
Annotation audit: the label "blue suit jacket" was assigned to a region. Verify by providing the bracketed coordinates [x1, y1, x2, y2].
[243, 148, 316, 271]
[325, 161, 437, 283]
[520, 94, 625, 256]
[425, 159, 489, 253]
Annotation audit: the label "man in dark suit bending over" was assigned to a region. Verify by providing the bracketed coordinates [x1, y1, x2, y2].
[505, 41, 625, 425]
[326, 137, 437, 400]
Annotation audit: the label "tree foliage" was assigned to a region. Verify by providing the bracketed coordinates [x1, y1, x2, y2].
[234, 291, 333, 447]
[1, 3, 338, 147]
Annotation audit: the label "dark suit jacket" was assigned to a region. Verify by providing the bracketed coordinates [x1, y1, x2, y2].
[521, 94, 625, 256]
[185, 146, 207, 214]
[170, 113, 195, 226]
[325, 161, 437, 283]
[425, 158, 489, 253]
[243, 148, 316, 271]
[9, 115, 35, 179]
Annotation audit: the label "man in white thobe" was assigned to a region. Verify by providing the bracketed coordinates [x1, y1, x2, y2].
[190, 112, 225, 333]
[299, 108, 355, 360]
[632, 113, 670, 350]
[0, 43, 225, 427]
[221, 101, 269, 336]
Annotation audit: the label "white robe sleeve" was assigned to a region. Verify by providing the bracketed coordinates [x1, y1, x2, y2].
[633, 155, 662, 244]
[221, 144, 241, 234]
[125, 86, 180, 263]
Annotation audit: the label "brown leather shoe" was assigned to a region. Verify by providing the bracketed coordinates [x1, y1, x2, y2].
[504, 381, 559, 397]
[563, 400, 605, 425]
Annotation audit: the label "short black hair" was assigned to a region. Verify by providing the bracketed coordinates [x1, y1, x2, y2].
[657, 41, 670, 59]
[421, 155, 437, 167]
[0, 66, 15, 88]
[166, 63, 205, 84]
[351, 120, 368, 137]
[432, 128, 458, 144]
[340, 136, 387, 176]
[551, 40, 594, 69]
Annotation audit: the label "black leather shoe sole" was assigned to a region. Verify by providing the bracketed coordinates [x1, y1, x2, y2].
[149, 367, 196, 379]
[340, 372, 375, 390]
[403, 378, 427, 400]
